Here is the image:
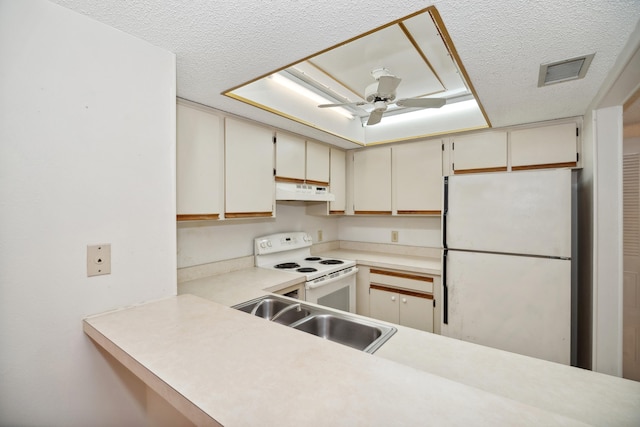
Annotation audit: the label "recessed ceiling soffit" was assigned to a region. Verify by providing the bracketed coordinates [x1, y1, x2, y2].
[224, 6, 490, 146]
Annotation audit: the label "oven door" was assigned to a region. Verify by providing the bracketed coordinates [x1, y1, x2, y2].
[305, 268, 357, 313]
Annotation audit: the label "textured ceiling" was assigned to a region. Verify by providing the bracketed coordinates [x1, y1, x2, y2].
[51, 0, 640, 149]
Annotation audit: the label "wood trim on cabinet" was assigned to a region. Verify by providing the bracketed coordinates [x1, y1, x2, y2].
[354, 211, 393, 215]
[511, 162, 577, 171]
[224, 212, 273, 218]
[176, 214, 220, 221]
[305, 179, 330, 186]
[275, 177, 330, 186]
[370, 284, 433, 299]
[370, 269, 434, 282]
[275, 176, 305, 184]
[397, 210, 441, 215]
[454, 166, 508, 174]
[329, 210, 345, 215]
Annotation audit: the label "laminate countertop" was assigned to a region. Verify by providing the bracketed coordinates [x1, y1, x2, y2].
[84, 259, 640, 426]
[314, 248, 441, 275]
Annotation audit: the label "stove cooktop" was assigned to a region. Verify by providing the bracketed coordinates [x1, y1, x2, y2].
[254, 232, 355, 281]
[268, 256, 354, 281]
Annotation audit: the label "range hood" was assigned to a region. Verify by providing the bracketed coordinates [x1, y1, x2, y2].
[275, 182, 335, 202]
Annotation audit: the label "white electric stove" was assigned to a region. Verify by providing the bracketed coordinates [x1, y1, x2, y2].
[254, 232, 357, 313]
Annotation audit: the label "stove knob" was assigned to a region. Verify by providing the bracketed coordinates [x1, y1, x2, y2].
[260, 241, 267, 248]
[267, 241, 272, 247]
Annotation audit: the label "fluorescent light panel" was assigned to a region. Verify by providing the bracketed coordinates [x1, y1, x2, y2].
[364, 99, 477, 126]
[269, 73, 353, 119]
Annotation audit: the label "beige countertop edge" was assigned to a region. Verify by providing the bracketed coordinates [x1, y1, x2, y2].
[174, 266, 640, 426]
[84, 295, 592, 427]
[83, 320, 222, 427]
[316, 249, 441, 275]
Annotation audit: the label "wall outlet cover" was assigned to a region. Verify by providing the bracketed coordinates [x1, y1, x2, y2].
[87, 244, 111, 277]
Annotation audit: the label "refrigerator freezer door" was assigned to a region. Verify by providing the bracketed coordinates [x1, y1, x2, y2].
[442, 250, 572, 365]
[445, 169, 572, 258]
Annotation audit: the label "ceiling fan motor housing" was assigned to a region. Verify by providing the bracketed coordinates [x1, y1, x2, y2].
[365, 82, 396, 103]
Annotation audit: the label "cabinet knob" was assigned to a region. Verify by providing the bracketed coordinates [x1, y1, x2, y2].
[391, 296, 396, 301]
[402, 298, 407, 304]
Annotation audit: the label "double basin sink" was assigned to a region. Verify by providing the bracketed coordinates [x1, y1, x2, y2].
[232, 295, 396, 354]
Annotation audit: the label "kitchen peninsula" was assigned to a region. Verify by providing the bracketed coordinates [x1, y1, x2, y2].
[84, 251, 640, 426]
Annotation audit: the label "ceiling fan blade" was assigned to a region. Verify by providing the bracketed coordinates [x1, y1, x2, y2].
[396, 98, 446, 109]
[366, 110, 384, 126]
[376, 75, 401, 98]
[318, 101, 366, 108]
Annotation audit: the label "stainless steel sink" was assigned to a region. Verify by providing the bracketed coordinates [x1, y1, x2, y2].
[234, 297, 309, 324]
[290, 314, 388, 353]
[232, 296, 396, 353]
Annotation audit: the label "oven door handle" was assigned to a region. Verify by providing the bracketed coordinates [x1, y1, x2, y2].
[306, 267, 358, 289]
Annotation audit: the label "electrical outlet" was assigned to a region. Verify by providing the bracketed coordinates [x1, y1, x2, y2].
[87, 244, 111, 277]
[317, 230, 323, 242]
[391, 230, 399, 243]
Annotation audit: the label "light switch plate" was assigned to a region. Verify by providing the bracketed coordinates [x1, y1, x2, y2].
[87, 244, 111, 277]
[391, 231, 399, 243]
[317, 230, 323, 242]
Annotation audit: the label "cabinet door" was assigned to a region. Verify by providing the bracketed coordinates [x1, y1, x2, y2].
[353, 146, 392, 213]
[511, 123, 578, 170]
[176, 103, 223, 220]
[393, 140, 443, 214]
[399, 294, 434, 332]
[452, 131, 507, 174]
[369, 288, 399, 324]
[275, 132, 305, 182]
[329, 147, 346, 213]
[306, 140, 330, 185]
[224, 118, 274, 217]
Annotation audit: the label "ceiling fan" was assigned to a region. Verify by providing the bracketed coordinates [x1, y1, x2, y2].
[317, 68, 446, 125]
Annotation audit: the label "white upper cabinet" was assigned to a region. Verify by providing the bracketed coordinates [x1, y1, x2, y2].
[451, 131, 507, 174]
[353, 146, 392, 214]
[306, 140, 330, 185]
[510, 122, 578, 170]
[393, 140, 443, 214]
[224, 117, 274, 218]
[275, 133, 330, 185]
[176, 102, 223, 220]
[275, 132, 305, 182]
[329, 147, 346, 213]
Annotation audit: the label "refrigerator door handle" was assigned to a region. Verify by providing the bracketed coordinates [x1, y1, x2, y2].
[443, 176, 448, 249]
[442, 248, 448, 324]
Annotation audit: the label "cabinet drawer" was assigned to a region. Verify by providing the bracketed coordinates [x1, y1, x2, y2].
[370, 269, 433, 293]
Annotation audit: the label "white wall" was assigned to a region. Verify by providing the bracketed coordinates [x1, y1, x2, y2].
[338, 215, 441, 247]
[592, 106, 624, 376]
[177, 203, 441, 268]
[177, 202, 339, 267]
[587, 20, 640, 376]
[0, 1, 176, 425]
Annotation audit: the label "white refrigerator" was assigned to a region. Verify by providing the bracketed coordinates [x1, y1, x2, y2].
[442, 168, 577, 365]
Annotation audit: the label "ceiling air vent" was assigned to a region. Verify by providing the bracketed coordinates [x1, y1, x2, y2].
[538, 54, 595, 87]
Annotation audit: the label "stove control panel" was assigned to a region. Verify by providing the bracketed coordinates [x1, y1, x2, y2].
[254, 232, 313, 255]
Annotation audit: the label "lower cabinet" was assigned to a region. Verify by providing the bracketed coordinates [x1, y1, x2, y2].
[370, 287, 434, 332]
[368, 269, 436, 333]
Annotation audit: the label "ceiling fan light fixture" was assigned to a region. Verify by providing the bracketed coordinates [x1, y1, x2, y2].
[538, 54, 595, 87]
